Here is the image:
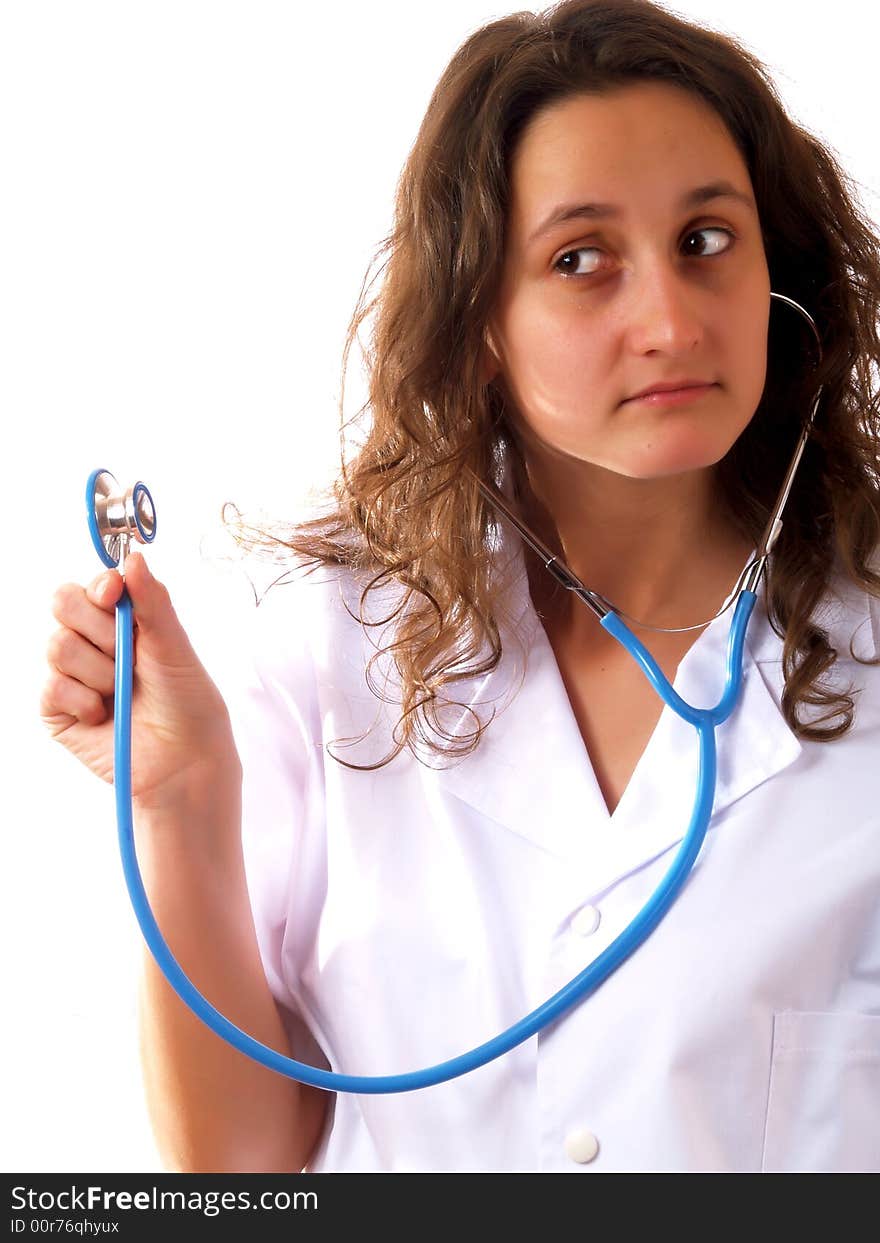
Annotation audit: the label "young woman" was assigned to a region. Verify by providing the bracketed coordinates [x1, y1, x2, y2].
[42, 0, 880, 1172]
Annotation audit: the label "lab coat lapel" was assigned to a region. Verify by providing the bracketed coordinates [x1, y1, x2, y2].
[585, 598, 802, 891]
[432, 570, 613, 861]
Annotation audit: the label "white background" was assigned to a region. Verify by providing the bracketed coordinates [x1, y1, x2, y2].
[2, 1, 878, 1172]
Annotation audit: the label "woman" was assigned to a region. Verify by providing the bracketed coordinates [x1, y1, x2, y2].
[42, 0, 880, 1172]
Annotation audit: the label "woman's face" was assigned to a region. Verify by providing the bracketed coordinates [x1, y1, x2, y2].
[484, 83, 771, 481]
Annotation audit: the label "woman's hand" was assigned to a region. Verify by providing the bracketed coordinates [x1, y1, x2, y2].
[41, 551, 241, 815]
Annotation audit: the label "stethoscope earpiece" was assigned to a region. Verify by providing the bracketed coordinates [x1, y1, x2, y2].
[86, 468, 157, 569]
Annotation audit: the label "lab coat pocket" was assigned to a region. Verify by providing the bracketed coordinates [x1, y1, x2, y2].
[761, 1011, 880, 1173]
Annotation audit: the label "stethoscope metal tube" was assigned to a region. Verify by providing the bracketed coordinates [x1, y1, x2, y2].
[85, 291, 823, 1094]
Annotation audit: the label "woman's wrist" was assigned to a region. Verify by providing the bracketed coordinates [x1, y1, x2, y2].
[131, 755, 244, 862]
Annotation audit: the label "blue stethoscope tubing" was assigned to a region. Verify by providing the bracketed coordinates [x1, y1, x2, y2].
[97, 458, 756, 1094]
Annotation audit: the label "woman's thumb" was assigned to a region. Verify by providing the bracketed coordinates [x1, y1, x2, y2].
[122, 551, 197, 664]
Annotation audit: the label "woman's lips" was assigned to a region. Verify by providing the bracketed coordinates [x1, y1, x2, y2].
[625, 383, 718, 407]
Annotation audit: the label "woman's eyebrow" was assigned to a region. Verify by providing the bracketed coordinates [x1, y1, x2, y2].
[526, 180, 757, 245]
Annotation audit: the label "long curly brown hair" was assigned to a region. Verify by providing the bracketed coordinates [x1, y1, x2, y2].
[224, 0, 880, 771]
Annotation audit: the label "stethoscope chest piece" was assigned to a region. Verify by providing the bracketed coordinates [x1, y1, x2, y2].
[86, 468, 157, 568]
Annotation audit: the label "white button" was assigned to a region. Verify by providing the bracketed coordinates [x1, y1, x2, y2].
[565, 1127, 600, 1164]
[569, 905, 601, 936]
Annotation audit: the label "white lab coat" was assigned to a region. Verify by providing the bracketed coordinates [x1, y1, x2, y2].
[217, 468, 880, 1174]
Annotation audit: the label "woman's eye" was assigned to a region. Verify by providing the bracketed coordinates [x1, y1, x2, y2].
[553, 226, 735, 278]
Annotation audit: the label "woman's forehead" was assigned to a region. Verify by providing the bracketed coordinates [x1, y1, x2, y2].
[508, 85, 747, 208]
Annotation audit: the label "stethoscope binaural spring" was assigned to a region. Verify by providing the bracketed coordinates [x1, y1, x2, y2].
[85, 290, 823, 1094]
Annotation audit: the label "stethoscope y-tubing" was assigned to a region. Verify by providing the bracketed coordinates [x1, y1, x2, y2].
[111, 567, 755, 1094]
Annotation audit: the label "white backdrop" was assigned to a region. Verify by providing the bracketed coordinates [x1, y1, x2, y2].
[3, 0, 878, 1172]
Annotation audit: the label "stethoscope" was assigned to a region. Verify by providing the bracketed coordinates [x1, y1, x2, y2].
[86, 290, 822, 1095]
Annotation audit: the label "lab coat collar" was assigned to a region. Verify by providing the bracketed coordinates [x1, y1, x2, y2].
[427, 461, 878, 884]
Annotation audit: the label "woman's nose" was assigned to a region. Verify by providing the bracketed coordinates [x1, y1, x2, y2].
[624, 264, 706, 353]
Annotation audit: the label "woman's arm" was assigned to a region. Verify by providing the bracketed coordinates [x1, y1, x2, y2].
[134, 776, 330, 1173]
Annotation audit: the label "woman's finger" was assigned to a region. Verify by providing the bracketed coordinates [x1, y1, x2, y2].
[50, 579, 119, 659]
[46, 626, 117, 698]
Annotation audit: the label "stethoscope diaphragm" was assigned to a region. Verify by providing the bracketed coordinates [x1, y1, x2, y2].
[86, 468, 157, 569]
